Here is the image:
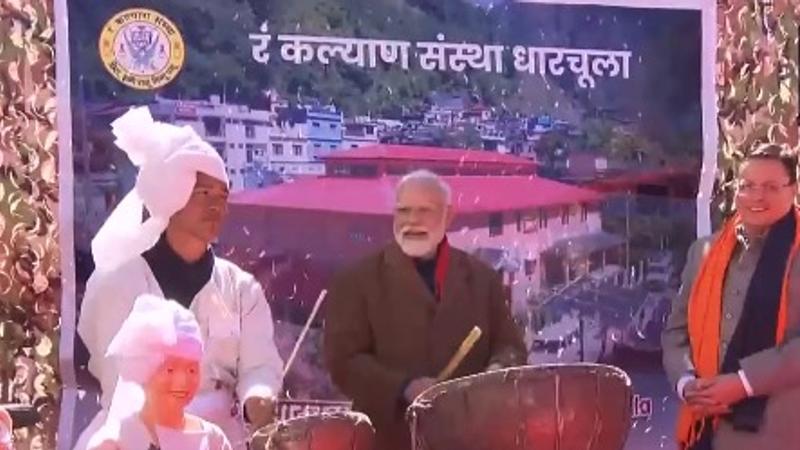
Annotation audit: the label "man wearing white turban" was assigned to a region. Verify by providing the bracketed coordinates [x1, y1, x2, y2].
[75, 107, 283, 450]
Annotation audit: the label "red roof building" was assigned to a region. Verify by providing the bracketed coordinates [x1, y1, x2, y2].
[231, 175, 600, 215]
[321, 144, 537, 177]
[582, 166, 698, 198]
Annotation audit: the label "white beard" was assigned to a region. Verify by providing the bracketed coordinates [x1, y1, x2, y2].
[395, 228, 446, 258]
[396, 238, 434, 258]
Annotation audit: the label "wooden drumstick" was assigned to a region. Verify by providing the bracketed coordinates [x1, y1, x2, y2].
[436, 326, 482, 382]
[283, 289, 327, 380]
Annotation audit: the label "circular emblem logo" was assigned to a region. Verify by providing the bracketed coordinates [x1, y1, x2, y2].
[99, 8, 185, 90]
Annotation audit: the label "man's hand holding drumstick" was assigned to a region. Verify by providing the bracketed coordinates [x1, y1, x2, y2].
[402, 326, 483, 402]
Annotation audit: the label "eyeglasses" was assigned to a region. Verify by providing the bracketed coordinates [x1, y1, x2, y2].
[735, 180, 794, 196]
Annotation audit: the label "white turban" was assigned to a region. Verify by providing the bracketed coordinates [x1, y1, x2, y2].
[91, 106, 229, 272]
[103, 294, 204, 424]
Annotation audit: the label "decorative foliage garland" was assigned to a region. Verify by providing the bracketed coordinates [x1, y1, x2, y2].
[715, 0, 799, 216]
[0, 0, 60, 448]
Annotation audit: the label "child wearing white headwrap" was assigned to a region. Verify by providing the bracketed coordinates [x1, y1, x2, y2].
[87, 295, 231, 450]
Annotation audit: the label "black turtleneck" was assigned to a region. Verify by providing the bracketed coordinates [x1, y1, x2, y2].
[141, 234, 214, 309]
[414, 257, 437, 296]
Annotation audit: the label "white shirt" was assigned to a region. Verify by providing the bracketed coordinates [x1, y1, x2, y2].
[88, 415, 231, 450]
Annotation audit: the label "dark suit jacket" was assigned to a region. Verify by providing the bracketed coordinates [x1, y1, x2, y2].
[323, 242, 527, 450]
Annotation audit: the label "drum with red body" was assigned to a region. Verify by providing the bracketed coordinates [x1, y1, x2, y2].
[250, 411, 375, 450]
[407, 363, 632, 450]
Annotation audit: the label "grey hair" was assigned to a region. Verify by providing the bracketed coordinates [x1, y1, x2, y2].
[396, 169, 452, 205]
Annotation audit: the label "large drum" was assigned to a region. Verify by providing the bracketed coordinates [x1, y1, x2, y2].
[407, 364, 632, 450]
[250, 411, 375, 450]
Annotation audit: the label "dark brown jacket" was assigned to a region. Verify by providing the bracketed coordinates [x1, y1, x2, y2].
[323, 242, 527, 450]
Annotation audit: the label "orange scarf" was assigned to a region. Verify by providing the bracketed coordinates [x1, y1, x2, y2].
[676, 210, 799, 448]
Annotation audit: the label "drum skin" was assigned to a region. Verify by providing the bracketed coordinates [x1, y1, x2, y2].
[251, 411, 375, 450]
[407, 364, 632, 450]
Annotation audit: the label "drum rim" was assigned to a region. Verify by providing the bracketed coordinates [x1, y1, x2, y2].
[411, 363, 631, 405]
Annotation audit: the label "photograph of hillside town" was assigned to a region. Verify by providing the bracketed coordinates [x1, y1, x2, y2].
[67, 1, 704, 447]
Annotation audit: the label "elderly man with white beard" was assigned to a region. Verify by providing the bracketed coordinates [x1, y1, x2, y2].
[323, 170, 526, 450]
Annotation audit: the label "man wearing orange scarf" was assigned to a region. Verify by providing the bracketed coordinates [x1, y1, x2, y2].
[663, 145, 800, 450]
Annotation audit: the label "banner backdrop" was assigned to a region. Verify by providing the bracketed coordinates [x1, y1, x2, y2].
[60, 0, 716, 448]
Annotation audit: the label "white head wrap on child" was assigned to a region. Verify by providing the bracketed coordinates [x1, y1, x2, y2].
[103, 294, 204, 424]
